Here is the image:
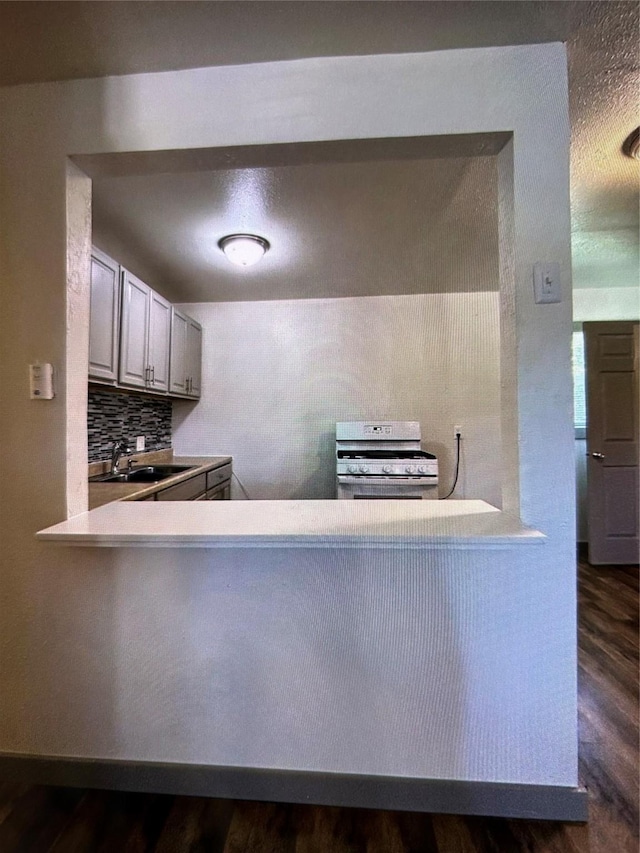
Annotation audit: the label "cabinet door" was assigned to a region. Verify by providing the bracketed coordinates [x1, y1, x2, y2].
[148, 290, 171, 393]
[186, 318, 202, 398]
[119, 270, 150, 389]
[169, 309, 189, 396]
[89, 248, 120, 382]
[206, 483, 231, 500]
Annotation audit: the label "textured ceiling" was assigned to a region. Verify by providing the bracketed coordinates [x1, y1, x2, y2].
[91, 152, 499, 303]
[0, 1, 598, 85]
[1, 1, 638, 297]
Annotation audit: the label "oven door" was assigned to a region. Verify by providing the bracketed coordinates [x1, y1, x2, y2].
[336, 476, 438, 500]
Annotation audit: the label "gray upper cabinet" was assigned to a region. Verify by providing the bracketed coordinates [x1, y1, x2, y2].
[169, 309, 202, 399]
[148, 290, 171, 393]
[89, 251, 199, 400]
[89, 248, 121, 383]
[169, 309, 188, 395]
[186, 317, 202, 398]
[119, 270, 151, 389]
[119, 270, 171, 393]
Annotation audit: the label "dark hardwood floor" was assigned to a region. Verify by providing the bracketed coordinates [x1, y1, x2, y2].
[0, 558, 637, 852]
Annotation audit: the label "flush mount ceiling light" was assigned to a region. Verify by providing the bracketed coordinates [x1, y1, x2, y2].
[218, 233, 270, 267]
[623, 127, 640, 160]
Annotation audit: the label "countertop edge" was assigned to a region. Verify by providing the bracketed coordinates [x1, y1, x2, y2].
[35, 533, 546, 549]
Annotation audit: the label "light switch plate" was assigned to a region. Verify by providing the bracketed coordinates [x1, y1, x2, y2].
[136, 436, 145, 451]
[533, 262, 561, 304]
[29, 362, 54, 399]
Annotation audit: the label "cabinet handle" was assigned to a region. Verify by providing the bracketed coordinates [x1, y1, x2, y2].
[144, 366, 150, 385]
[151, 365, 155, 384]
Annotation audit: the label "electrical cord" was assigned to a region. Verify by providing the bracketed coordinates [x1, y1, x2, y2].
[232, 470, 251, 500]
[440, 432, 461, 500]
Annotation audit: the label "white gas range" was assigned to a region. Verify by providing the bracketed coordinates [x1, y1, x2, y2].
[336, 421, 438, 500]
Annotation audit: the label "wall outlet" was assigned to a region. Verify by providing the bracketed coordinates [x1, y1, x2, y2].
[136, 436, 145, 451]
[454, 425, 463, 439]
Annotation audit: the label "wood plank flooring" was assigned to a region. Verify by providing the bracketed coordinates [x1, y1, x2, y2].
[0, 557, 637, 852]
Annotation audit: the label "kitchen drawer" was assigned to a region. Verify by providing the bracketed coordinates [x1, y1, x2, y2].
[156, 472, 206, 501]
[207, 463, 232, 490]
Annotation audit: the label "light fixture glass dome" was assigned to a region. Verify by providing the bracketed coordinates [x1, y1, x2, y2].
[218, 234, 270, 267]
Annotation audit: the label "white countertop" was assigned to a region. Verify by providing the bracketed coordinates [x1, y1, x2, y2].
[36, 499, 545, 549]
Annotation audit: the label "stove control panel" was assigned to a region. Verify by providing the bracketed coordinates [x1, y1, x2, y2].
[337, 458, 438, 478]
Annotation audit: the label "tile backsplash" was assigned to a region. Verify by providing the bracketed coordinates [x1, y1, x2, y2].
[88, 389, 172, 462]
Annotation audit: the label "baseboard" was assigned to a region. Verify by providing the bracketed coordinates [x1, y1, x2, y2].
[0, 752, 588, 822]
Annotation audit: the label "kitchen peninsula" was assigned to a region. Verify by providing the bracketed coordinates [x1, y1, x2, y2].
[34, 499, 584, 821]
[38, 499, 544, 549]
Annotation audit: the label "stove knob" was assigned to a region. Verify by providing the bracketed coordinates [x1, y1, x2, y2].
[347, 465, 358, 474]
[359, 465, 370, 474]
[417, 465, 427, 474]
[382, 465, 393, 474]
[405, 465, 415, 474]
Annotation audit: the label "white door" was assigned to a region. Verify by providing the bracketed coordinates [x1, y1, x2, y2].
[89, 248, 121, 383]
[119, 270, 150, 389]
[585, 321, 639, 564]
[186, 318, 202, 398]
[148, 290, 171, 393]
[169, 309, 188, 395]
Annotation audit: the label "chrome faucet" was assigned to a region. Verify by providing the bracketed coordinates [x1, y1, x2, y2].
[110, 440, 129, 475]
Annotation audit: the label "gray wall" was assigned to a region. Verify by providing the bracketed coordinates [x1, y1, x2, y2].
[0, 45, 577, 789]
[173, 292, 502, 504]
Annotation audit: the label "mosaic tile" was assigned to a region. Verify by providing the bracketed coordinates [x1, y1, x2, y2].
[88, 390, 172, 462]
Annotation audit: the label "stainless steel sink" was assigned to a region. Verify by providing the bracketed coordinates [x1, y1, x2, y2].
[90, 464, 194, 484]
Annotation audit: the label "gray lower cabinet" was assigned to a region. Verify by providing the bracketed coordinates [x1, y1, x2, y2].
[136, 465, 231, 502]
[156, 473, 207, 501]
[205, 482, 231, 500]
[89, 248, 121, 383]
[205, 465, 232, 499]
[207, 464, 231, 490]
